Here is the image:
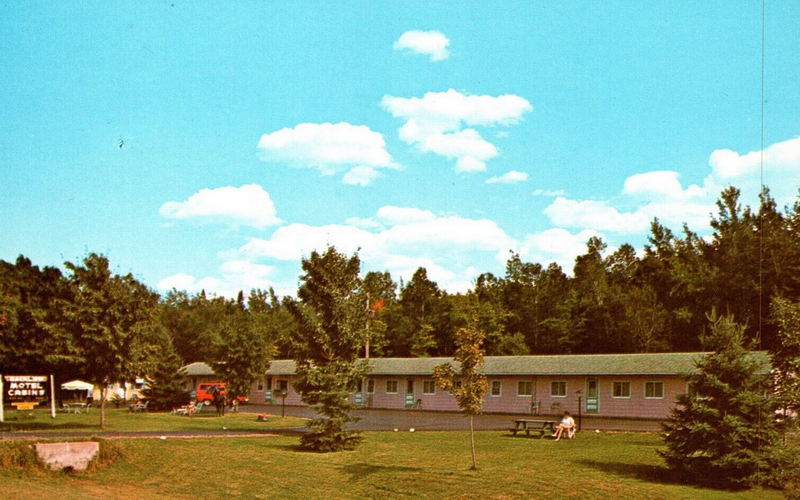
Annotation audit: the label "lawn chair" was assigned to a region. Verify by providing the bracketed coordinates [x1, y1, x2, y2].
[553, 422, 576, 441]
[130, 400, 149, 412]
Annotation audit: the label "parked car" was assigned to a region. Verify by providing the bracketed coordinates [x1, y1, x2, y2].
[195, 382, 248, 404]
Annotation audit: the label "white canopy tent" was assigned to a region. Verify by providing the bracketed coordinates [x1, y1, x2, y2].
[60, 380, 94, 391]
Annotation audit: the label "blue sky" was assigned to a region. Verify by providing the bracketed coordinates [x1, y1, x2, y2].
[2, 1, 798, 297]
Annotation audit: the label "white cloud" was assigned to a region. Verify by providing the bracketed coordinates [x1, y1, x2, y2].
[543, 194, 715, 235]
[344, 216, 384, 229]
[709, 137, 800, 179]
[486, 170, 529, 184]
[343, 166, 381, 186]
[159, 184, 281, 228]
[421, 129, 497, 172]
[381, 216, 514, 256]
[543, 197, 650, 233]
[382, 89, 532, 172]
[157, 260, 278, 299]
[257, 122, 396, 185]
[235, 206, 517, 294]
[240, 223, 376, 261]
[520, 228, 605, 272]
[623, 171, 705, 201]
[393, 30, 450, 61]
[376, 206, 436, 225]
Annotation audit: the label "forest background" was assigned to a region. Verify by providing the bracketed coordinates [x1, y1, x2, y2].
[2, 185, 799, 386]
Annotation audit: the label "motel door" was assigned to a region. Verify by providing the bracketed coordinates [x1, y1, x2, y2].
[586, 377, 599, 414]
[405, 380, 416, 407]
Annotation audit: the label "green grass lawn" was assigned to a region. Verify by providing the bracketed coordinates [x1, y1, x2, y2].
[0, 430, 785, 499]
[0, 407, 305, 434]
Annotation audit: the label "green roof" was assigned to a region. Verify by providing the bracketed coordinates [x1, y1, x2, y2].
[265, 352, 770, 377]
[181, 361, 215, 377]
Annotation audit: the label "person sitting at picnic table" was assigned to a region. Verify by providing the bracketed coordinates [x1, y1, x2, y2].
[553, 411, 575, 441]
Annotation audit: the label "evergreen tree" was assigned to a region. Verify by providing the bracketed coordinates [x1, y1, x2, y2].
[141, 339, 190, 411]
[433, 314, 488, 470]
[286, 246, 368, 452]
[660, 313, 778, 487]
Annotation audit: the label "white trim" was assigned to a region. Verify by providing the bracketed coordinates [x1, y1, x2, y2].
[490, 380, 502, 397]
[517, 380, 533, 397]
[422, 380, 436, 395]
[386, 379, 398, 394]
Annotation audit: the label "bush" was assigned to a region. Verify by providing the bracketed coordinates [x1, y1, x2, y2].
[762, 442, 800, 497]
[0, 442, 42, 472]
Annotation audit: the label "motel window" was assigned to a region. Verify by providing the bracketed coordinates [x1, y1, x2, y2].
[277, 380, 288, 394]
[490, 380, 502, 397]
[645, 382, 664, 399]
[613, 382, 631, 398]
[423, 380, 436, 395]
[518, 381, 533, 396]
[551, 381, 566, 397]
[386, 380, 398, 394]
[367, 379, 375, 394]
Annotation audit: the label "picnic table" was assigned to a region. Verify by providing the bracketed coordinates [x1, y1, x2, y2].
[510, 418, 556, 437]
[63, 402, 89, 414]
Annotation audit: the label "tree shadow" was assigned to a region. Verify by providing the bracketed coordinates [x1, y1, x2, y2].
[0, 421, 99, 432]
[340, 462, 422, 482]
[577, 459, 680, 485]
[576, 459, 741, 491]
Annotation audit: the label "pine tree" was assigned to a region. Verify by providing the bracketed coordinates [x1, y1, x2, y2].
[286, 246, 368, 452]
[141, 340, 190, 411]
[660, 313, 778, 487]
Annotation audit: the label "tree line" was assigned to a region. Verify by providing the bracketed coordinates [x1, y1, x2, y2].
[0, 187, 797, 393]
[2, 186, 800, 374]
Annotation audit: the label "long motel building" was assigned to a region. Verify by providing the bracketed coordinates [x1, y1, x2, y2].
[181, 351, 770, 420]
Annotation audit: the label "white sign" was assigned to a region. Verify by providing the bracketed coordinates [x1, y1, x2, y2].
[4, 375, 48, 399]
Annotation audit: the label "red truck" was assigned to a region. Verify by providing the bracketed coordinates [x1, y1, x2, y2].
[195, 382, 248, 404]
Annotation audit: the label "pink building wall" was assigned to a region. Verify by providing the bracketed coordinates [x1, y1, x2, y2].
[250, 373, 689, 420]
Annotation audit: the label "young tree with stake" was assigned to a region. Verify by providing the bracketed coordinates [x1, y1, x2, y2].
[433, 313, 488, 470]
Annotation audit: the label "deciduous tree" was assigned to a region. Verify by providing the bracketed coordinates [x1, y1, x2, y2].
[769, 297, 800, 429]
[64, 253, 160, 428]
[433, 315, 488, 470]
[216, 311, 272, 402]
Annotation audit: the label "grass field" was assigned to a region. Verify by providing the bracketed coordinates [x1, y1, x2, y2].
[0, 407, 305, 434]
[0, 426, 786, 499]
